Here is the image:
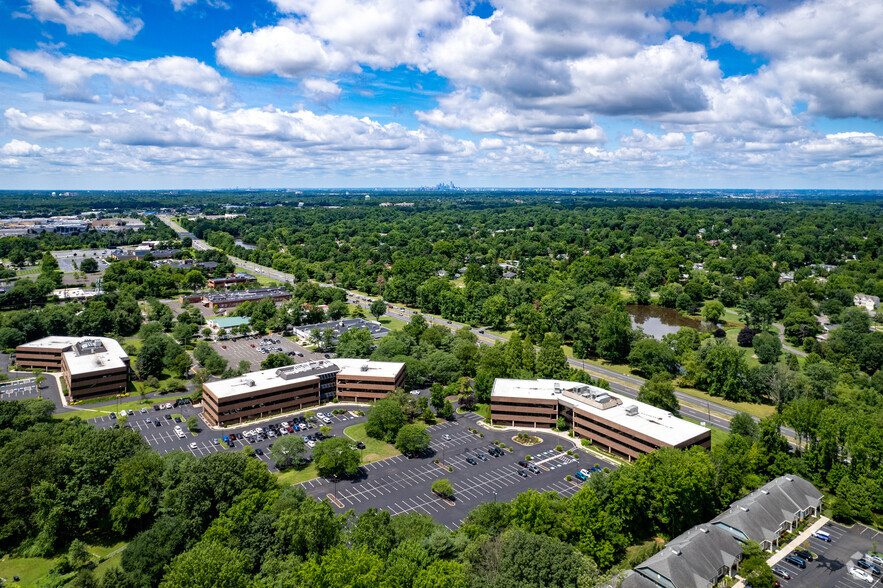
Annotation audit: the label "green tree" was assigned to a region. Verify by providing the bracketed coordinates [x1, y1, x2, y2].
[159, 541, 251, 588]
[429, 382, 445, 411]
[395, 424, 431, 453]
[699, 341, 749, 401]
[739, 540, 775, 588]
[431, 478, 454, 499]
[184, 270, 206, 291]
[370, 299, 387, 321]
[313, 437, 361, 477]
[729, 412, 759, 439]
[136, 334, 170, 378]
[336, 327, 373, 358]
[186, 416, 199, 432]
[637, 373, 679, 413]
[482, 294, 509, 330]
[261, 352, 294, 370]
[596, 311, 633, 361]
[628, 338, 678, 377]
[79, 257, 99, 273]
[270, 435, 307, 468]
[632, 281, 651, 305]
[752, 332, 781, 364]
[439, 399, 454, 420]
[535, 333, 569, 378]
[414, 561, 468, 588]
[365, 398, 406, 441]
[701, 299, 725, 323]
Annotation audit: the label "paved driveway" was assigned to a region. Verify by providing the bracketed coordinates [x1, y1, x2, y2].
[775, 522, 883, 588]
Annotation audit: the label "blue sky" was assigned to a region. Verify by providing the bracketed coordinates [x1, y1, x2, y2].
[0, 0, 881, 189]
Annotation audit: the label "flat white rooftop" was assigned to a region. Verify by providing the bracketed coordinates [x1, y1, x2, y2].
[331, 358, 405, 379]
[492, 378, 709, 447]
[63, 338, 128, 376]
[19, 336, 82, 350]
[205, 360, 338, 400]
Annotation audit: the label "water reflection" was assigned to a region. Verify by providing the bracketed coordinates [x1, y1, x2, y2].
[627, 305, 713, 339]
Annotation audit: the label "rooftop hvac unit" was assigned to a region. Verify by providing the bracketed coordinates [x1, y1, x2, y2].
[594, 393, 611, 404]
[244, 379, 255, 387]
[625, 405, 639, 416]
[553, 382, 561, 394]
[361, 364, 370, 372]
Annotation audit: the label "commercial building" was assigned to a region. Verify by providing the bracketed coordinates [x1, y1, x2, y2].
[206, 316, 251, 332]
[202, 361, 338, 426]
[490, 379, 711, 461]
[291, 318, 389, 343]
[51, 288, 101, 302]
[201, 358, 406, 426]
[110, 248, 181, 261]
[333, 358, 407, 403]
[202, 288, 291, 311]
[207, 273, 256, 289]
[622, 475, 823, 588]
[15, 336, 129, 399]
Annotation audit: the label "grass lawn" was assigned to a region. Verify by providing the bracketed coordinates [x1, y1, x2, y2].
[378, 315, 407, 331]
[458, 404, 490, 421]
[93, 552, 123, 578]
[276, 463, 319, 486]
[15, 268, 40, 276]
[682, 416, 730, 449]
[0, 556, 58, 586]
[235, 267, 282, 287]
[486, 328, 514, 339]
[344, 422, 400, 463]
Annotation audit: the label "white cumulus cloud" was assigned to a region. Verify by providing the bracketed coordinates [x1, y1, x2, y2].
[26, 0, 143, 42]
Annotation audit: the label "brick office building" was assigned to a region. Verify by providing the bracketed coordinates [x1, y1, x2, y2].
[201, 358, 406, 426]
[491, 379, 710, 461]
[15, 336, 130, 399]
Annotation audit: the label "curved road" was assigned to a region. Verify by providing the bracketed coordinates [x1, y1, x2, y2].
[773, 322, 808, 357]
[160, 215, 796, 439]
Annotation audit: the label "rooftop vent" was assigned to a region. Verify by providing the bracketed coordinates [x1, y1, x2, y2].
[740, 506, 749, 512]
[785, 476, 793, 482]
[244, 379, 255, 387]
[670, 548, 681, 556]
[553, 382, 561, 395]
[699, 527, 708, 534]
[761, 489, 770, 495]
[625, 405, 639, 416]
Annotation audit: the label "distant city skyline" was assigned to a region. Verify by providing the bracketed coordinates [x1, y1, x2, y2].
[0, 0, 881, 189]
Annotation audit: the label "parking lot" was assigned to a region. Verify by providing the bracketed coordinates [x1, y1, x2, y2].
[90, 402, 369, 472]
[211, 336, 325, 371]
[51, 249, 111, 273]
[774, 522, 883, 588]
[298, 412, 614, 530]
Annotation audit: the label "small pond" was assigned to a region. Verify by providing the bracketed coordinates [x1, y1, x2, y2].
[234, 239, 257, 250]
[626, 305, 713, 339]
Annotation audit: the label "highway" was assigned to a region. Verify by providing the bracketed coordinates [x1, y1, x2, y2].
[159, 214, 796, 439]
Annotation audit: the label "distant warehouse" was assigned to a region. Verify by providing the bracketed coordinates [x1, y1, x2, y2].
[490, 379, 710, 461]
[207, 273, 256, 289]
[291, 318, 389, 343]
[202, 358, 405, 426]
[15, 336, 130, 400]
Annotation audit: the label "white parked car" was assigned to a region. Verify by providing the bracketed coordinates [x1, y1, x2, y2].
[322, 417, 332, 424]
[177, 431, 186, 439]
[189, 442, 198, 450]
[851, 568, 874, 583]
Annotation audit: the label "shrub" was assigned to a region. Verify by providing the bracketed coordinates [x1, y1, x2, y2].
[581, 438, 593, 448]
[508, 447, 513, 452]
[479, 433, 484, 438]
[526, 455, 532, 461]
[434, 458, 439, 463]
[555, 445, 563, 452]
[566, 475, 572, 481]
[448, 466, 453, 472]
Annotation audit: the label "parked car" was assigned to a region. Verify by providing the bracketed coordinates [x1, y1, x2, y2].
[442, 434, 452, 441]
[857, 560, 881, 576]
[140, 407, 147, 414]
[189, 442, 198, 450]
[575, 471, 588, 481]
[784, 555, 806, 569]
[476, 453, 488, 461]
[527, 463, 540, 473]
[794, 549, 814, 562]
[813, 530, 832, 542]
[771, 567, 790, 580]
[517, 469, 528, 478]
[154, 420, 161, 427]
[465, 457, 477, 465]
[850, 568, 874, 583]
[153, 405, 161, 411]
[866, 553, 883, 566]
[165, 414, 172, 420]
[110, 412, 116, 419]
[517, 460, 529, 468]
[356, 441, 365, 449]
[222, 436, 230, 443]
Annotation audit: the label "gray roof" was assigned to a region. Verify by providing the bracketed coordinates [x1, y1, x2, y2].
[294, 318, 389, 340]
[624, 525, 743, 588]
[712, 474, 822, 544]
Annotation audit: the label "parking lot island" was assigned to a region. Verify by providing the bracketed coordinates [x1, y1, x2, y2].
[490, 379, 711, 462]
[202, 358, 406, 426]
